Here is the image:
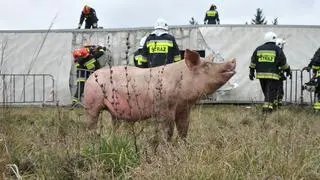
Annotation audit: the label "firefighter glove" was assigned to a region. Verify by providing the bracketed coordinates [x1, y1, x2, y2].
[285, 68, 292, 79]
[280, 73, 287, 81]
[249, 68, 255, 81]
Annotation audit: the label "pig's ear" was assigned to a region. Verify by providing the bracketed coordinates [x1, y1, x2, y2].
[184, 49, 200, 70]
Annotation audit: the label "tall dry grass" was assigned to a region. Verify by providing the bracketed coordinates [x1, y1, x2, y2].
[0, 105, 320, 179]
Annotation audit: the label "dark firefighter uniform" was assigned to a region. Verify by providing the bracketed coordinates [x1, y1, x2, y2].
[204, 5, 220, 25]
[72, 47, 101, 104]
[133, 48, 148, 68]
[249, 42, 290, 112]
[305, 48, 320, 111]
[277, 70, 286, 106]
[78, 5, 99, 29]
[141, 33, 181, 67]
[276, 40, 292, 107]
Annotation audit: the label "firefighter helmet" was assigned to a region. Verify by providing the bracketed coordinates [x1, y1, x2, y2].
[83, 5, 91, 15]
[276, 38, 286, 48]
[154, 18, 169, 31]
[73, 48, 89, 59]
[210, 4, 217, 10]
[73, 49, 81, 59]
[264, 31, 277, 43]
[139, 36, 147, 48]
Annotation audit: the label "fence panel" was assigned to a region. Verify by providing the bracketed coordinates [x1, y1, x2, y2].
[199, 69, 316, 105]
[0, 74, 55, 105]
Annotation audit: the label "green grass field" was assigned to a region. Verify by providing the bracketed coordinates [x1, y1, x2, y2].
[1, 105, 320, 179]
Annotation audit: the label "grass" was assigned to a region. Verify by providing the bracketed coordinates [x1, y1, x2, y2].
[0, 105, 320, 179]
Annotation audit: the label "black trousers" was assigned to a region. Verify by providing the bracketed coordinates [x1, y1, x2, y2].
[278, 80, 284, 101]
[85, 20, 98, 29]
[207, 21, 217, 24]
[259, 79, 281, 104]
[316, 77, 320, 100]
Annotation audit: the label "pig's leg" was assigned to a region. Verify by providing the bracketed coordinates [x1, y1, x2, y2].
[84, 81, 105, 129]
[159, 111, 175, 141]
[111, 115, 121, 130]
[162, 118, 175, 141]
[175, 107, 192, 139]
[85, 97, 105, 129]
[87, 109, 100, 129]
[87, 106, 102, 129]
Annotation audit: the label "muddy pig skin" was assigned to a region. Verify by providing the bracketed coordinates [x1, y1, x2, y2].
[83, 49, 236, 140]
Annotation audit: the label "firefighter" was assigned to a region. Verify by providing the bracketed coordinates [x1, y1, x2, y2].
[275, 38, 291, 107]
[249, 32, 291, 113]
[302, 47, 320, 111]
[78, 5, 99, 29]
[133, 36, 148, 68]
[204, 4, 220, 25]
[141, 18, 181, 67]
[72, 47, 101, 105]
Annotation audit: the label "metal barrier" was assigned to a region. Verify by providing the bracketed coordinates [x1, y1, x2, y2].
[200, 69, 317, 106]
[0, 74, 55, 104]
[284, 69, 316, 105]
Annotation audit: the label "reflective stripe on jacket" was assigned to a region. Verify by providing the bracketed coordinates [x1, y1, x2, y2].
[250, 42, 287, 80]
[141, 33, 181, 67]
[84, 58, 97, 70]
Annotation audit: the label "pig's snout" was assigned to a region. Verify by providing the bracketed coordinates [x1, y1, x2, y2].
[219, 59, 236, 84]
[221, 58, 236, 74]
[226, 58, 236, 72]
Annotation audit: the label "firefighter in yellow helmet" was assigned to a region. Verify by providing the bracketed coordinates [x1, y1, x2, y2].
[249, 32, 291, 113]
[204, 4, 220, 25]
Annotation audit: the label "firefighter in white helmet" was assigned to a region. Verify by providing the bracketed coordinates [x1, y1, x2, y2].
[249, 32, 291, 112]
[141, 18, 181, 67]
[275, 38, 291, 107]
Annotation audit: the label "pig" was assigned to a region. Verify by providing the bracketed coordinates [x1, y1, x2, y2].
[83, 49, 236, 140]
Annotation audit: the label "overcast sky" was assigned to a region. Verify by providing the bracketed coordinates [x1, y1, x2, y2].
[0, 0, 319, 30]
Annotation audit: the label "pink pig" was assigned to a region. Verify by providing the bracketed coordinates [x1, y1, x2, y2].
[83, 49, 236, 140]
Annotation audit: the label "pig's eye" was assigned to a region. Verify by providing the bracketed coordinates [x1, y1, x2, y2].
[202, 62, 211, 72]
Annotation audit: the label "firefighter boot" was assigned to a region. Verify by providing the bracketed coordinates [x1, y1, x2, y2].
[262, 103, 273, 113]
[274, 99, 283, 109]
[72, 97, 82, 108]
[313, 101, 320, 112]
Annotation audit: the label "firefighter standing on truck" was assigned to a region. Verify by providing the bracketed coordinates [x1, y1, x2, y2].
[72, 47, 101, 105]
[78, 5, 99, 29]
[302, 47, 320, 111]
[275, 38, 291, 107]
[204, 4, 220, 25]
[141, 18, 181, 67]
[249, 32, 291, 113]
